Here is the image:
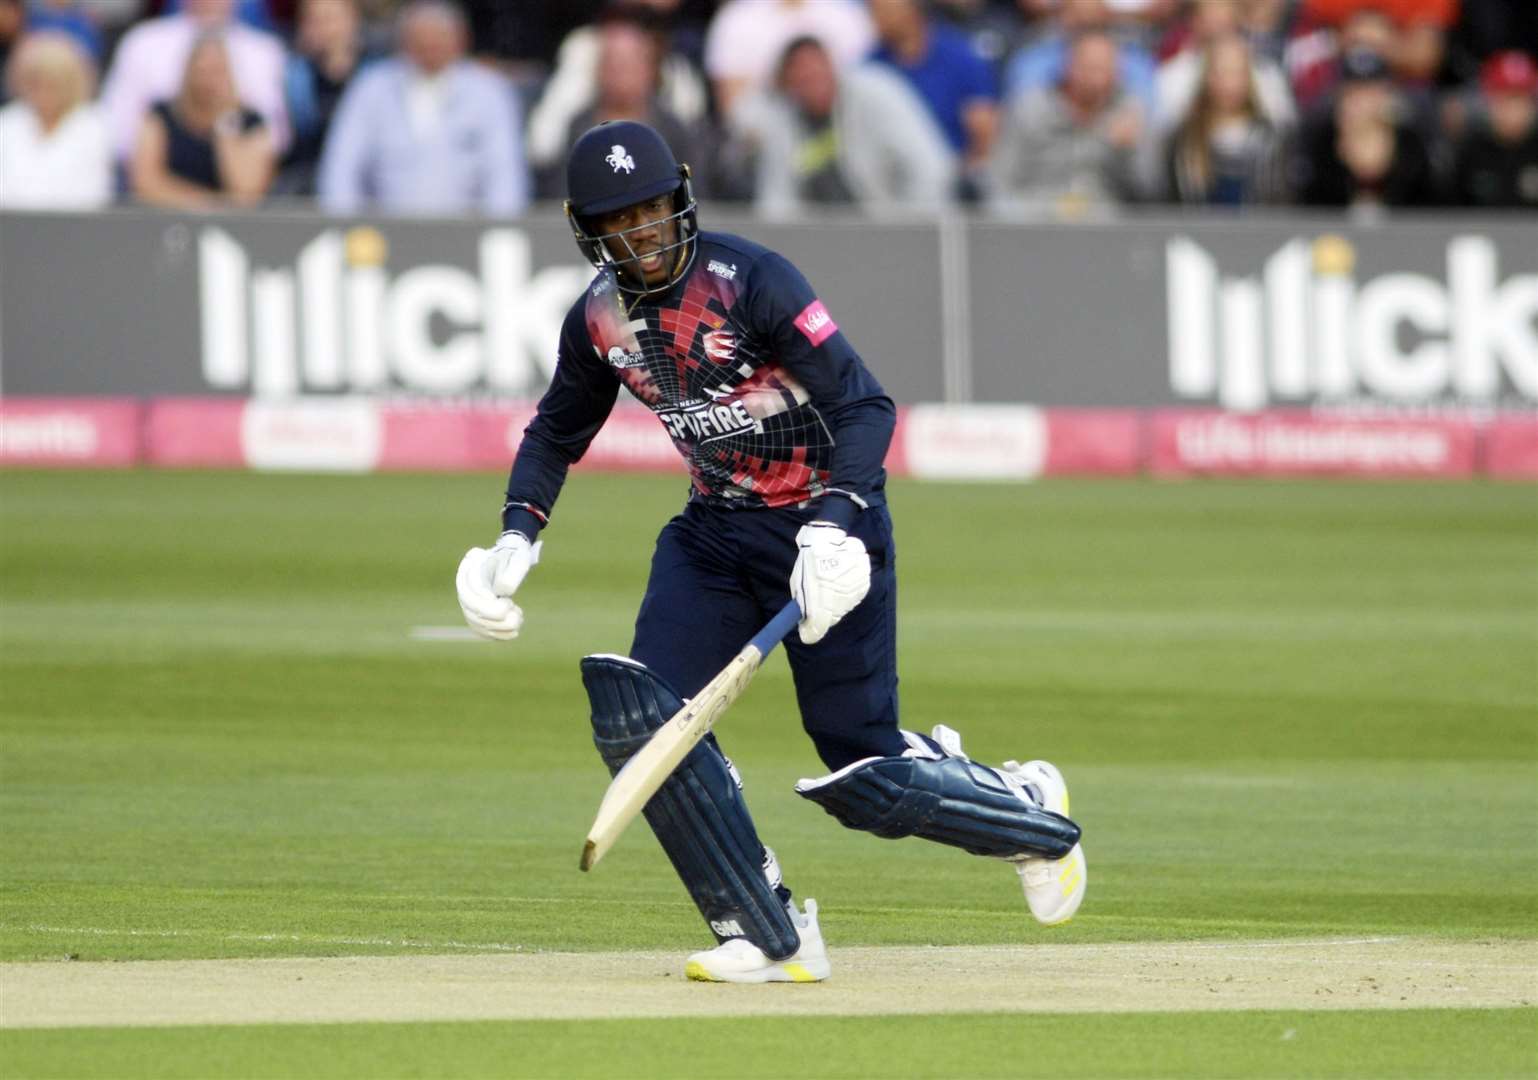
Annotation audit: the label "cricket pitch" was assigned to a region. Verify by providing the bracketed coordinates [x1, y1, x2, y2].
[3, 938, 1533, 1029]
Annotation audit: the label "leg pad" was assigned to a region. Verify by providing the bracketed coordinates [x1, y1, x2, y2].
[582, 654, 800, 960]
[795, 753, 1080, 859]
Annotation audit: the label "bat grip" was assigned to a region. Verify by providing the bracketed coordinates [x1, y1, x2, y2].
[748, 600, 802, 659]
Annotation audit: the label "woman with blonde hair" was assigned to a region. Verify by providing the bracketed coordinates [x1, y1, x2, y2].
[0, 31, 111, 209]
[1163, 33, 1289, 205]
[130, 30, 274, 209]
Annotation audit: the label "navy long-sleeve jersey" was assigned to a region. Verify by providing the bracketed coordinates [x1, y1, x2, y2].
[502, 232, 897, 538]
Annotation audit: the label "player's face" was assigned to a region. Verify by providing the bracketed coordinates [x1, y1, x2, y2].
[594, 193, 680, 288]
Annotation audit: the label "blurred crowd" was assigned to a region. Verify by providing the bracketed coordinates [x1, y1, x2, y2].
[1, 0, 1535, 217]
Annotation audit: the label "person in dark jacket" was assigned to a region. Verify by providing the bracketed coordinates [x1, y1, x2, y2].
[1449, 50, 1538, 209]
[1294, 46, 1437, 208]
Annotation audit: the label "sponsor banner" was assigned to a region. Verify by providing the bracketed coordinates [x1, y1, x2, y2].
[902, 404, 1047, 480]
[144, 398, 245, 467]
[140, 397, 686, 474]
[0, 397, 139, 467]
[241, 397, 382, 472]
[1162, 233, 1538, 413]
[1485, 417, 1538, 478]
[1043, 409, 1141, 475]
[25, 396, 1530, 480]
[1151, 410, 1478, 477]
[0, 212, 945, 404]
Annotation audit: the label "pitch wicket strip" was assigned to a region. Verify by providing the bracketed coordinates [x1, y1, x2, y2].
[579, 600, 802, 872]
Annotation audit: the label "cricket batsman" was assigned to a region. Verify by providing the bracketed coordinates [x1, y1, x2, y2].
[456, 121, 1085, 983]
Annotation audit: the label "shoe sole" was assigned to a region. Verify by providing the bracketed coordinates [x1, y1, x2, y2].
[685, 959, 827, 983]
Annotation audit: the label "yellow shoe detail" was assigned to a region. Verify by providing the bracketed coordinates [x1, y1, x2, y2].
[685, 961, 718, 982]
[1060, 857, 1084, 897]
[782, 963, 817, 983]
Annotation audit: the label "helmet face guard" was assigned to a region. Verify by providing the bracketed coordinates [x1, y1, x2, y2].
[565, 166, 699, 297]
[564, 121, 700, 297]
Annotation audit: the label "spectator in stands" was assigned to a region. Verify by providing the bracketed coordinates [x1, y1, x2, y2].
[704, 0, 875, 122]
[1299, 6, 1450, 146]
[317, 0, 528, 218]
[274, 0, 375, 195]
[1449, 50, 1538, 209]
[990, 28, 1153, 212]
[1161, 33, 1290, 204]
[1003, 0, 1159, 125]
[869, 0, 999, 200]
[101, 0, 288, 162]
[1293, 46, 1436, 207]
[527, 2, 709, 198]
[129, 31, 275, 209]
[1156, 0, 1294, 135]
[729, 34, 954, 217]
[0, 30, 110, 208]
[543, 12, 706, 199]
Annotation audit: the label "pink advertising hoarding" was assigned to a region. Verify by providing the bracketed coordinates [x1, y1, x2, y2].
[144, 398, 245, 468]
[1150, 411, 1479, 478]
[0, 398, 139, 468]
[1485, 417, 1538, 478]
[8, 396, 1532, 481]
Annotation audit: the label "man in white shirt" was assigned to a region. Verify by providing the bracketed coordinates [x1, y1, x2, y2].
[317, 0, 527, 217]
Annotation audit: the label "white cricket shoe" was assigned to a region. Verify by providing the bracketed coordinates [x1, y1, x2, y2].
[684, 899, 830, 983]
[1001, 759, 1087, 927]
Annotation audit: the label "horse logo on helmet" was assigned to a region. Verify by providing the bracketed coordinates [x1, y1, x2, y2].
[605, 145, 636, 174]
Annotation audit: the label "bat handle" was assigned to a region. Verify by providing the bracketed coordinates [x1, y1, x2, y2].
[749, 600, 802, 659]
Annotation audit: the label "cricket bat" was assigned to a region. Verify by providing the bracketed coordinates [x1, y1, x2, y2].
[579, 600, 802, 872]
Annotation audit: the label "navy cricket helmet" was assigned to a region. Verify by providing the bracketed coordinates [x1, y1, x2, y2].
[564, 120, 698, 295]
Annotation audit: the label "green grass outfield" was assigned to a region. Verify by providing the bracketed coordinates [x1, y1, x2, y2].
[4, 1010, 1534, 1079]
[1, 471, 1535, 1077]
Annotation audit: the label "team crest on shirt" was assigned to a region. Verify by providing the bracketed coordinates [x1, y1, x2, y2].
[702, 330, 737, 364]
[606, 145, 635, 173]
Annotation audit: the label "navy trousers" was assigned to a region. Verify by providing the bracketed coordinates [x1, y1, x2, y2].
[630, 500, 908, 771]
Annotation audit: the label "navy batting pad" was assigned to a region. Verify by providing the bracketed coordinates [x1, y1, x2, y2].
[581, 654, 800, 960]
[796, 754, 1080, 860]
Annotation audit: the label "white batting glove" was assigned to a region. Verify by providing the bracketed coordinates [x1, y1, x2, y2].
[456, 532, 541, 641]
[790, 522, 871, 645]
